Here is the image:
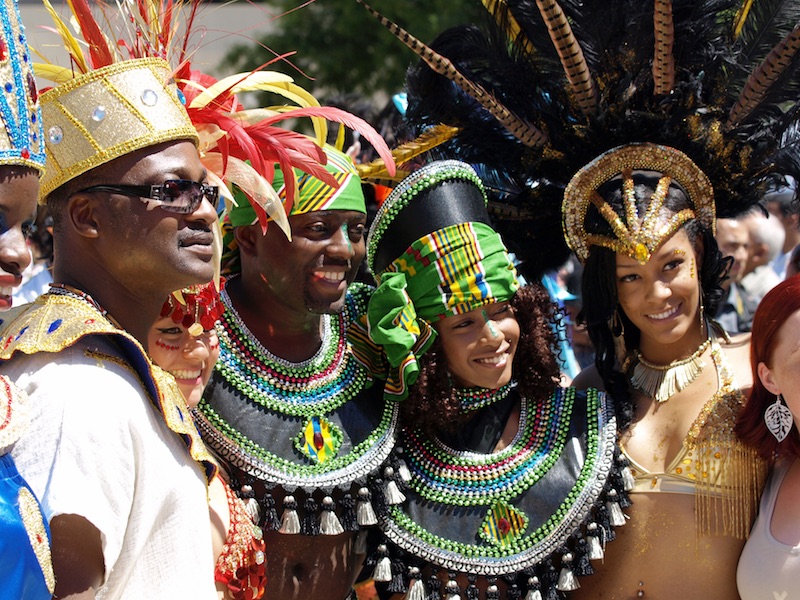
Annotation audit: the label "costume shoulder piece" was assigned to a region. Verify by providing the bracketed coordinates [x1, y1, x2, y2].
[0, 293, 215, 481]
[367, 387, 633, 598]
[196, 284, 399, 536]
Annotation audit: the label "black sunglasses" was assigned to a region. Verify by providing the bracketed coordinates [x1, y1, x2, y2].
[78, 180, 220, 214]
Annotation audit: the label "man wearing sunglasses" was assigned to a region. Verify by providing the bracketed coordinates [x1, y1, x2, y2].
[0, 56, 221, 599]
[194, 145, 398, 600]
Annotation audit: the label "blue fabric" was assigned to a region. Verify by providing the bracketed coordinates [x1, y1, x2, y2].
[0, 453, 51, 600]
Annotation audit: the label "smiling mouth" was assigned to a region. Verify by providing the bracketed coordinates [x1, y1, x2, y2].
[170, 369, 202, 380]
[314, 271, 346, 282]
[0, 285, 13, 297]
[646, 305, 680, 320]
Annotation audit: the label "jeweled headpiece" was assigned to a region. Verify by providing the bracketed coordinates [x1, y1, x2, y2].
[563, 144, 715, 264]
[0, 0, 45, 173]
[160, 279, 226, 337]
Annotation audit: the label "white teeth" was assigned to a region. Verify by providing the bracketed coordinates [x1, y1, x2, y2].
[647, 306, 679, 320]
[0, 285, 12, 296]
[170, 369, 201, 380]
[476, 355, 506, 365]
[316, 271, 345, 281]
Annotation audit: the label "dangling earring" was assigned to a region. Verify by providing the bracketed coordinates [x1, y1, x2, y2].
[698, 284, 706, 337]
[765, 394, 794, 442]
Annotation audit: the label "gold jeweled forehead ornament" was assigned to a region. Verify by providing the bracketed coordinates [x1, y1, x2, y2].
[563, 144, 715, 264]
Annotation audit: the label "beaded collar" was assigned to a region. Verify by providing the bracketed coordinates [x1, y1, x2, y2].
[370, 387, 630, 598]
[455, 382, 514, 413]
[213, 284, 368, 417]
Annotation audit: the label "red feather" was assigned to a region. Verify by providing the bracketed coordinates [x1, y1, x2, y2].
[67, 0, 114, 67]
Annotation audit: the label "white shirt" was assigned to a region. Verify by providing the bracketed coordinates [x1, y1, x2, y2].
[737, 459, 800, 600]
[7, 337, 217, 599]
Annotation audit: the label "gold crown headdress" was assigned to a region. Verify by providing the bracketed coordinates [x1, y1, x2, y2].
[34, 1, 199, 200]
[563, 144, 715, 264]
[0, 0, 45, 173]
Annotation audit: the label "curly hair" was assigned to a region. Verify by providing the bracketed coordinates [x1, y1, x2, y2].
[579, 172, 731, 430]
[401, 283, 561, 436]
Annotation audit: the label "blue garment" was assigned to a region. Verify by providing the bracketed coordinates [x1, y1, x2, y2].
[0, 453, 52, 600]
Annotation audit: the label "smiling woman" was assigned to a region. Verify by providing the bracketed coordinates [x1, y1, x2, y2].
[362, 160, 630, 599]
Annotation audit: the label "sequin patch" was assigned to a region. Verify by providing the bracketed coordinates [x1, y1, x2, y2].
[295, 415, 342, 464]
[18, 487, 55, 594]
[47, 319, 62, 334]
[479, 501, 528, 547]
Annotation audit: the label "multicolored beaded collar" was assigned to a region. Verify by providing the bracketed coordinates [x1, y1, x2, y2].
[368, 387, 632, 598]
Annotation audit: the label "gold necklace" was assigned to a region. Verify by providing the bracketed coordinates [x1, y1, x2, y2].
[628, 338, 711, 403]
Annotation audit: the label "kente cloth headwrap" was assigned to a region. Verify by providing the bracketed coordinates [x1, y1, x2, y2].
[161, 279, 226, 337]
[0, 0, 45, 173]
[367, 160, 519, 400]
[563, 143, 716, 264]
[228, 145, 366, 227]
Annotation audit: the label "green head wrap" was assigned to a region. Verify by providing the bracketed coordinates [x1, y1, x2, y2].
[366, 160, 519, 400]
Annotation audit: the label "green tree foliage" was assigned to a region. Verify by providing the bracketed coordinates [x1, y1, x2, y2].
[222, 0, 484, 98]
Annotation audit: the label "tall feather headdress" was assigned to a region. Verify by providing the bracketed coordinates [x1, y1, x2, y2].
[34, 0, 396, 238]
[359, 0, 800, 279]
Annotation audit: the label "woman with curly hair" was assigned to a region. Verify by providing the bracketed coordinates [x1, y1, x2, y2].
[567, 145, 767, 600]
[362, 160, 630, 599]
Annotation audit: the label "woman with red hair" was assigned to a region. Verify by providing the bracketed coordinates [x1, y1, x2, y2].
[736, 275, 800, 598]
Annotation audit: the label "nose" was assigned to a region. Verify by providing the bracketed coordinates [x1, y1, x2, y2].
[186, 192, 219, 227]
[479, 310, 502, 342]
[327, 223, 356, 260]
[645, 278, 672, 302]
[182, 335, 211, 360]
[0, 229, 32, 277]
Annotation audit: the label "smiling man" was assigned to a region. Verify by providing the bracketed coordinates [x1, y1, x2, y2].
[0, 55, 220, 598]
[195, 145, 398, 600]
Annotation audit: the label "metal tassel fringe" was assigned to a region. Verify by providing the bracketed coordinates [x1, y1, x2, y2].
[585, 523, 605, 561]
[605, 490, 627, 527]
[396, 460, 412, 483]
[279, 495, 300, 534]
[405, 568, 426, 600]
[320, 496, 344, 535]
[629, 340, 709, 403]
[239, 484, 261, 524]
[556, 553, 580, 591]
[524, 576, 543, 600]
[384, 467, 406, 505]
[444, 578, 462, 600]
[372, 544, 393, 582]
[357, 487, 378, 526]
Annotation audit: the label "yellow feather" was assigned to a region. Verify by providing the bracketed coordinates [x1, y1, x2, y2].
[42, 0, 88, 72]
[733, 0, 755, 39]
[33, 62, 79, 84]
[481, 0, 535, 55]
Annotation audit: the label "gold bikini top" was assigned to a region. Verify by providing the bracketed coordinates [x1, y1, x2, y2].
[622, 339, 767, 538]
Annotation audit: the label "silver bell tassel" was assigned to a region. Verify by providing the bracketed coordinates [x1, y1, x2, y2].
[240, 484, 261, 524]
[620, 464, 636, 491]
[372, 544, 392, 582]
[405, 568, 426, 600]
[444, 579, 462, 600]
[279, 494, 300, 534]
[556, 553, 580, 591]
[356, 487, 378, 526]
[383, 467, 406, 505]
[585, 523, 605, 561]
[396, 460, 412, 483]
[524, 576, 542, 600]
[320, 496, 344, 535]
[605, 490, 627, 527]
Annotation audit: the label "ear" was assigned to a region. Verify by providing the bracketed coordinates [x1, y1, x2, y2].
[233, 224, 260, 257]
[757, 361, 780, 395]
[66, 193, 100, 239]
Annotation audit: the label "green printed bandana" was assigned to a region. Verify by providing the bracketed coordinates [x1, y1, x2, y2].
[229, 145, 365, 227]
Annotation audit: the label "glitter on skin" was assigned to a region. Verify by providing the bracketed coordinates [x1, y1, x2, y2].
[482, 309, 500, 338]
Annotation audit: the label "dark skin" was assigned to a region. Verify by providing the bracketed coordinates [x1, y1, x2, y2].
[47, 140, 218, 598]
[230, 209, 367, 600]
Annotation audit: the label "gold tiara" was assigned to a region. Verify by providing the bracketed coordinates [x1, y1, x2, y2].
[38, 57, 198, 200]
[563, 143, 715, 263]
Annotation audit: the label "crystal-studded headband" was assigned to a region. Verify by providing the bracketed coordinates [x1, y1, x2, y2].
[0, 0, 45, 173]
[38, 57, 198, 201]
[563, 143, 715, 264]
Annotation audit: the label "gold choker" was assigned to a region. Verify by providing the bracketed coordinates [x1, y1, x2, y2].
[628, 338, 711, 403]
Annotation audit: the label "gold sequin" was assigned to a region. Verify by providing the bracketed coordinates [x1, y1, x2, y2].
[18, 487, 55, 594]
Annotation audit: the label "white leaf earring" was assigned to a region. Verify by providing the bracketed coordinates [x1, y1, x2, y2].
[765, 394, 794, 442]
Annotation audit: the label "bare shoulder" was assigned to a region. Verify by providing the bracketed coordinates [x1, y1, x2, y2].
[719, 332, 753, 389]
[571, 364, 606, 391]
